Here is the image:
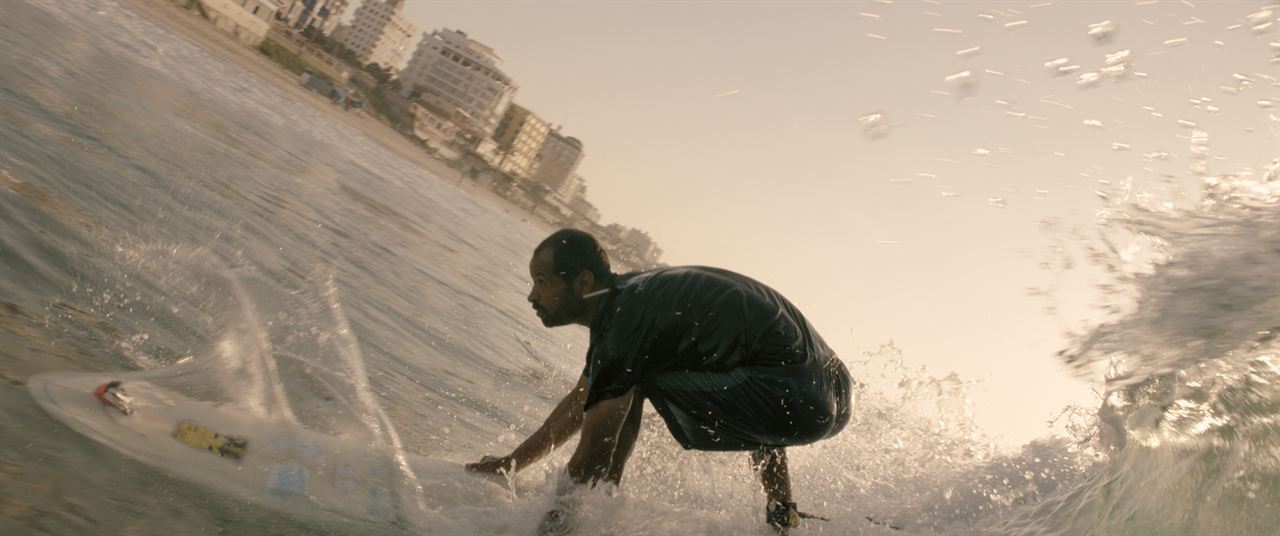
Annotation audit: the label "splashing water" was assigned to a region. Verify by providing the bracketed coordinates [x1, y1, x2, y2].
[1017, 161, 1280, 535]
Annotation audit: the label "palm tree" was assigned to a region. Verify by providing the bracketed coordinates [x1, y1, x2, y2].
[493, 143, 515, 171]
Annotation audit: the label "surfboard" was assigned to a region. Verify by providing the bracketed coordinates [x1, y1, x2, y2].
[27, 371, 523, 524]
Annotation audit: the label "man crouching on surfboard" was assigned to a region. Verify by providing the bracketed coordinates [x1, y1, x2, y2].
[467, 229, 852, 534]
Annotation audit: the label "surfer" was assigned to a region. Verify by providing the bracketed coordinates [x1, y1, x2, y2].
[467, 229, 852, 534]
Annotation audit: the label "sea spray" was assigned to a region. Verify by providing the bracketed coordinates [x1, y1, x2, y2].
[993, 163, 1280, 535]
[323, 274, 433, 521]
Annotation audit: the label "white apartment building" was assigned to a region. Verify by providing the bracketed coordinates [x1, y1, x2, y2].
[491, 103, 549, 179]
[568, 193, 600, 224]
[529, 129, 584, 191]
[201, 0, 278, 45]
[336, 0, 417, 72]
[555, 172, 585, 203]
[399, 29, 516, 138]
[278, 0, 349, 35]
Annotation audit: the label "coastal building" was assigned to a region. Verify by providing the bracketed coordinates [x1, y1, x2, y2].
[528, 129, 584, 191]
[278, 0, 349, 35]
[545, 177, 599, 226]
[568, 194, 601, 224]
[336, 0, 417, 72]
[409, 101, 461, 148]
[554, 172, 585, 204]
[399, 29, 517, 139]
[200, 0, 278, 45]
[490, 103, 550, 179]
[602, 225, 663, 270]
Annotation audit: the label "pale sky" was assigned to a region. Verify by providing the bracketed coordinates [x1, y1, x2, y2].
[386, 0, 1279, 446]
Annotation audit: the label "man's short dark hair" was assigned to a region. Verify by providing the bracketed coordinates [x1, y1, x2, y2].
[535, 229, 613, 282]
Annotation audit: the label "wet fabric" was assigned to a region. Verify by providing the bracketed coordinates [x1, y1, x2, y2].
[582, 267, 852, 450]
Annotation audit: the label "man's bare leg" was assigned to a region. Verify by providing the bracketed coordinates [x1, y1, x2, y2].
[751, 447, 792, 505]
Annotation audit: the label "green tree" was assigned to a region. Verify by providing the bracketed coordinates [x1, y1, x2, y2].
[524, 182, 550, 205]
[493, 143, 515, 169]
[363, 62, 391, 85]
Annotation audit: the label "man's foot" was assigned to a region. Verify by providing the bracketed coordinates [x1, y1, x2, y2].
[537, 507, 575, 536]
[766, 500, 800, 534]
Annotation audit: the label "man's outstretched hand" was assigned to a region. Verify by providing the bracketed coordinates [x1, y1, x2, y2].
[466, 455, 515, 475]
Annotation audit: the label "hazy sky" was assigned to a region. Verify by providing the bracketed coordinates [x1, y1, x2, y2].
[384, 0, 1278, 446]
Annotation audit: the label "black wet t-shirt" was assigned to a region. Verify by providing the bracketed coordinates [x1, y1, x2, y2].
[582, 266, 836, 409]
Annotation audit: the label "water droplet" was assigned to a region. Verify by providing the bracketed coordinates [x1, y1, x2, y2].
[1046, 58, 1081, 77]
[1102, 49, 1134, 79]
[973, 147, 991, 156]
[945, 70, 979, 98]
[1083, 119, 1105, 128]
[1077, 72, 1102, 88]
[1248, 8, 1275, 34]
[988, 197, 1007, 208]
[1088, 20, 1116, 44]
[1040, 98, 1073, 110]
[1111, 142, 1131, 151]
[858, 111, 893, 140]
[1258, 100, 1276, 109]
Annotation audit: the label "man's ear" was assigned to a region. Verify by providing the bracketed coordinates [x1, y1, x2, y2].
[575, 271, 596, 296]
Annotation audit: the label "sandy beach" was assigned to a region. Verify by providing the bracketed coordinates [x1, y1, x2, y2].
[119, 0, 531, 220]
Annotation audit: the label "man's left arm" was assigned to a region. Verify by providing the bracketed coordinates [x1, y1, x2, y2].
[566, 386, 640, 484]
[537, 387, 641, 536]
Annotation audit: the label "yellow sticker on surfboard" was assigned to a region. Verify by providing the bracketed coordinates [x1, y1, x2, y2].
[172, 422, 248, 460]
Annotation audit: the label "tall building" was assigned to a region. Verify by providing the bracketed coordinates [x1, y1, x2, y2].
[555, 172, 585, 202]
[399, 29, 517, 138]
[491, 103, 550, 179]
[529, 129, 584, 191]
[568, 193, 600, 224]
[201, 0, 278, 45]
[336, 0, 417, 72]
[279, 0, 348, 35]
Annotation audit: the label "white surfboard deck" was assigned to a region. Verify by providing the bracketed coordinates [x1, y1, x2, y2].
[28, 371, 521, 524]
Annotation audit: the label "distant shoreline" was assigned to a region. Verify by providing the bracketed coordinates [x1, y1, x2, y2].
[118, 0, 554, 232]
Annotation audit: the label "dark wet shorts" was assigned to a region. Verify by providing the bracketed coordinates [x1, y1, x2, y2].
[641, 358, 853, 451]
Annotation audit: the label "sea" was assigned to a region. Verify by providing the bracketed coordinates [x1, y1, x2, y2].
[2, 1, 1278, 535]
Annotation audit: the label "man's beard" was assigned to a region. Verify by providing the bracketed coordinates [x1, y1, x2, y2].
[539, 288, 587, 327]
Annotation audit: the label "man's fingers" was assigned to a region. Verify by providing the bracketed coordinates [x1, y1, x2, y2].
[466, 456, 510, 473]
